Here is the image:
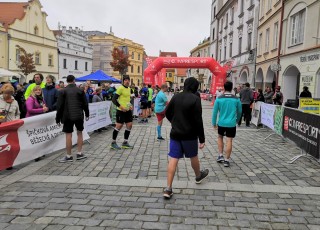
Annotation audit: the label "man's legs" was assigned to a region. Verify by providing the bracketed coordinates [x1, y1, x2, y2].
[244, 104, 251, 126]
[122, 122, 133, 148]
[166, 157, 179, 189]
[77, 131, 83, 153]
[218, 135, 224, 155]
[238, 104, 244, 126]
[225, 137, 233, 160]
[157, 119, 163, 139]
[111, 123, 123, 149]
[66, 133, 73, 156]
[190, 156, 200, 177]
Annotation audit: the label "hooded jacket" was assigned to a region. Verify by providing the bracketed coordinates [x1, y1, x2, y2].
[43, 83, 58, 111]
[165, 78, 205, 143]
[239, 87, 253, 104]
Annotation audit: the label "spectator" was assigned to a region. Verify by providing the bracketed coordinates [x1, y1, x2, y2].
[299, 86, 312, 98]
[273, 86, 283, 105]
[92, 87, 103, 103]
[256, 88, 265, 102]
[25, 85, 48, 117]
[14, 83, 26, 118]
[86, 80, 94, 102]
[0, 84, 20, 123]
[24, 73, 46, 99]
[264, 87, 274, 104]
[43, 75, 58, 112]
[238, 82, 253, 127]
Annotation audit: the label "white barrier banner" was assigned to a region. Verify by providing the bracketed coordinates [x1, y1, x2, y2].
[260, 103, 276, 130]
[133, 98, 141, 116]
[251, 102, 262, 126]
[85, 101, 112, 132]
[11, 112, 90, 167]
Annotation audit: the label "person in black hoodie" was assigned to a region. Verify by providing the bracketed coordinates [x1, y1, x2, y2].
[163, 77, 209, 199]
[299, 86, 312, 98]
[43, 75, 58, 112]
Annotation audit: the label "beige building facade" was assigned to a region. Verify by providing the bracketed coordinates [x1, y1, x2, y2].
[89, 33, 144, 86]
[190, 38, 211, 90]
[0, 0, 58, 83]
[255, 0, 282, 91]
[279, 0, 320, 102]
[0, 23, 8, 70]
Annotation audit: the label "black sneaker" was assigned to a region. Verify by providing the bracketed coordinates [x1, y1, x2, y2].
[163, 188, 173, 199]
[59, 156, 73, 163]
[217, 155, 224, 163]
[76, 153, 87, 160]
[157, 137, 165, 141]
[195, 169, 209, 184]
[224, 161, 230, 167]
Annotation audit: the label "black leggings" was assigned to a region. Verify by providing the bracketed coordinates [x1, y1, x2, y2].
[238, 104, 251, 126]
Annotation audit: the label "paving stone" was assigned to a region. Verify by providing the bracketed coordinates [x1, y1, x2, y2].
[51, 217, 80, 225]
[142, 222, 169, 229]
[135, 215, 158, 222]
[45, 210, 70, 217]
[169, 224, 195, 230]
[76, 219, 102, 227]
[117, 221, 143, 229]
[185, 218, 208, 225]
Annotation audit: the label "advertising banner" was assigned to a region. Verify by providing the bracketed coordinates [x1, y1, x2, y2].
[274, 106, 284, 135]
[251, 102, 262, 126]
[0, 112, 90, 171]
[133, 98, 141, 116]
[85, 101, 112, 132]
[283, 108, 320, 160]
[260, 103, 276, 130]
[299, 98, 320, 114]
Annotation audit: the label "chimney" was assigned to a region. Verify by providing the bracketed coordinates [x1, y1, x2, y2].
[110, 26, 114, 35]
[62, 26, 66, 33]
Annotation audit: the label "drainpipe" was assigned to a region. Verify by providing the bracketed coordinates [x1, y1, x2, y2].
[276, 0, 285, 87]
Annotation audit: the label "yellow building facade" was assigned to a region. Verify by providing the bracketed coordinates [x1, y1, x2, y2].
[89, 34, 144, 86]
[0, 23, 8, 69]
[256, 0, 282, 90]
[190, 39, 211, 90]
[0, 0, 58, 82]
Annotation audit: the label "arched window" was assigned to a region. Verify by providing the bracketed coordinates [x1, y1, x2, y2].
[35, 52, 41, 65]
[34, 26, 39, 35]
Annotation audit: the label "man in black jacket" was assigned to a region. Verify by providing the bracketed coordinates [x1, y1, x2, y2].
[163, 77, 209, 199]
[56, 75, 89, 163]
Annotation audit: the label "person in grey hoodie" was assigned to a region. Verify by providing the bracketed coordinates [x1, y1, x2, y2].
[238, 82, 253, 127]
[264, 87, 274, 104]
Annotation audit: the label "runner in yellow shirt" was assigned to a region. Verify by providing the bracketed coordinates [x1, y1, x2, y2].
[111, 76, 134, 150]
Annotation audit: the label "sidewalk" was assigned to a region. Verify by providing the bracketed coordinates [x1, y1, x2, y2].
[0, 100, 320, 230]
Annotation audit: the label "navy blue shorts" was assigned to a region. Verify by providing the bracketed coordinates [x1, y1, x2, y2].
[168, 139, 198, 159]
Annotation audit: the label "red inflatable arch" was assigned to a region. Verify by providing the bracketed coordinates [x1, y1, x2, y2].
[144, 57, 228, 94]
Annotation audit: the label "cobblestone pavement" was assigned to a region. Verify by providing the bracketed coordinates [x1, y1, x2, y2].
[0, 100, 320, 229]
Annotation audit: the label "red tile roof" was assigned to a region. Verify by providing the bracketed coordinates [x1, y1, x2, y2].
[177, 68, 188, 77]
[0, 2, 28, 30]
[159, 52, 177, 57]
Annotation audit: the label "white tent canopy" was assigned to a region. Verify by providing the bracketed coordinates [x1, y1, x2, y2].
[0, 68, 20, 77]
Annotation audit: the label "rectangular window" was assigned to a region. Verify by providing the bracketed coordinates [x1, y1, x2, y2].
[75, 60, 78, 70]
[16, 49, 21, 62]
[48, 55, 53, 66]
[221, 19, 223, 31]
[265, 28, 270, 52]
[267, 0, 272, 11]
[248, 33, 252, 51]
[224, 45, 227, 60]
[260, 0, 265, 17]
[138, 54, 140, 60]
[35, 53, 40, 65]
[212, 28, 215, 40]
[258, 33, 263, 55]
[169, 73, 172, 77]
[138, 66, 140, 74]
[229, 43, 232, 58]
[240, 0, 244, 13]
[63, 59, 67, 69]
[181, 78, 184, 83]
[231, 7, 234, 22]
[273, 22, 279, 49]
[290, 9, 305, 45]
[85, 62, 88, 71]
[131, 52, 134, 59]
[214, 6, 216, 18]
[225, 13, 228, 26]
[131, 65, 134, 73]
[238, 37, 242, 55]
[219, 46, 222, 61]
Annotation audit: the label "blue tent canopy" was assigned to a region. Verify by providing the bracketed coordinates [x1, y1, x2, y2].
[75, 70, 121, 83]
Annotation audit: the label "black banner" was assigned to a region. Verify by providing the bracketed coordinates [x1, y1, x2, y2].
[283, 108, 320, 160]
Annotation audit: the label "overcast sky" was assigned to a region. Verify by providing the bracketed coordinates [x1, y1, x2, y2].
[6, 0, 211, 56]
